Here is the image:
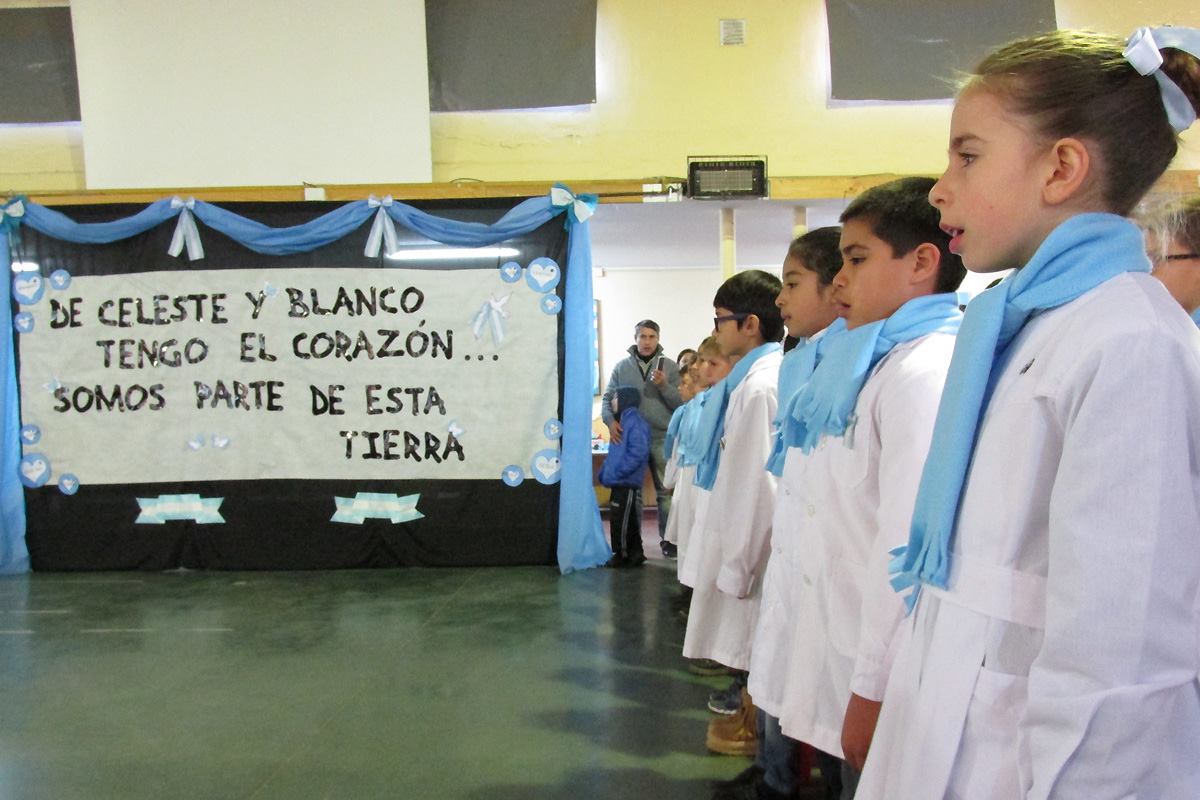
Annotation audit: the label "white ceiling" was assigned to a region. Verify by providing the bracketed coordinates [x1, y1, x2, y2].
[588, 198, 850, 271]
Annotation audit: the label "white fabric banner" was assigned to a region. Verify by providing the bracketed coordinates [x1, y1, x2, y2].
[17, 266, 561, 485]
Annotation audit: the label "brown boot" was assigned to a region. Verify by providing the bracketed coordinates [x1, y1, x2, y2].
[705, 689, 758, 756]
[708, 689, 750, 736]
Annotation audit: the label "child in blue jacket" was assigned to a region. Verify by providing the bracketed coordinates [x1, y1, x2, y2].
[599, 386, 651, 567]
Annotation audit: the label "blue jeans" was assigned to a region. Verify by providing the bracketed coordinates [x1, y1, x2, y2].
[754, 710, 797, 795]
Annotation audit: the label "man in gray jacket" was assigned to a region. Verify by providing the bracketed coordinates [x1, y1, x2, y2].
[600, 319, 682, 556]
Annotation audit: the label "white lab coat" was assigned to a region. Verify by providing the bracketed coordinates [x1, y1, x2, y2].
[665, 463, 700, 579]
[768, 334, 955, 753]
[746, 447, 806, 718]
[678, 481, 710, 589]
[858, 274, 1200, 800]
[682, 351, 782, 670]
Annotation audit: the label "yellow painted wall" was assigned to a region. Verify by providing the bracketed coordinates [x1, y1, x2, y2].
[432, 0, 1200, 182]
[2, 0, 1198, 192]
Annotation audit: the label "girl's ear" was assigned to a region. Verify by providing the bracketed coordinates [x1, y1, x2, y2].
[1042, 137, 1091, 206]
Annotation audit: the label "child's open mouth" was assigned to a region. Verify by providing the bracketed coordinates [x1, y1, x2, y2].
[941, 223, 964, 254]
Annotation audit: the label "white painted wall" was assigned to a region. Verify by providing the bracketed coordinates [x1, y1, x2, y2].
[593, 262, 1005, 391]
[69, 0, 432, 189]
[594, 266, 736, 382]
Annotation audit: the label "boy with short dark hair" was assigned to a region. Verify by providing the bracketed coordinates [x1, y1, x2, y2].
[773, 177, 965, 795]
[681, 269, 785, 755]
[598, 386, 651, 567]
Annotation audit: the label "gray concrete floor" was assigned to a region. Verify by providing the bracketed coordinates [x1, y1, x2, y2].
[0, 533, 754, 800]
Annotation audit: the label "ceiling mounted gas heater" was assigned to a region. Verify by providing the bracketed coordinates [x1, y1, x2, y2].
[686, 156, 768, 199]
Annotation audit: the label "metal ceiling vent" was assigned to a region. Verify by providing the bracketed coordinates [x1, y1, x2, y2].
[719, 18, 746, 46]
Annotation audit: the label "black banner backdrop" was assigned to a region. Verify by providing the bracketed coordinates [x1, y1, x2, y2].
[13, 200, 567, 570]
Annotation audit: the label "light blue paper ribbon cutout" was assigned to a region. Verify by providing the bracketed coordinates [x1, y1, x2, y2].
[470, 292, 511, 346]
[331, 492, 424, 524]
[168, 197, 205, 260]
[363, 195, 400, 257]
[136, 494, 224, 524]
[1124, 26, 1200, 133]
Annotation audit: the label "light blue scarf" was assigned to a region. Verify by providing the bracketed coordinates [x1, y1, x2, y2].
[765, 319, 847, 475]
[692, 341, 783, 490]
[892, 214, 1153, 604]
[664, 401, 690, 461]
[789, 293, 964, 454]
[676, 393, 707, 467]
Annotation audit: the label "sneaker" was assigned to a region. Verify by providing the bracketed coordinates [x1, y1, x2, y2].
[710, 764, 764, 791]
[687, 658, 730, 676]
[661, 541, 678, 558]
[707, 680, 743, 715]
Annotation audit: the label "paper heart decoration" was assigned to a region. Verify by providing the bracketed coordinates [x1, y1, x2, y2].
[13, 275, 43, 304]
[49, 270, 71, 290]
[20, 456, 49, 484]
[212, 435, 230, 449]
[187, 435, 205, 451]
[20, 425, 39, 444]
[58, 475, 78, 495]
[13, 313, 34, 333]
[448, 420, 464, 438]
[500, 464, 524, 486]
[534, 455, 561, 479]
[528, 262, 558, 288]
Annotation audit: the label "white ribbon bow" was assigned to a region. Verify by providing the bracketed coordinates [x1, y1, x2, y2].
[549, 186, 595, 224]
[1, 199, 25, 222]
[470, 292, 511, 347]
[1123, 26, 1200, 133]
[364, 195, 400, 258]
[168, 196, 205, 261]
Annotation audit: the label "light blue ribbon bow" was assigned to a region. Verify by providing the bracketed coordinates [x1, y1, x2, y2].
[550, 183, 598, 226]
[168, 196, 205, 261]
[1, 197, 26, 247]
[1124, 26, 1200, 133]
[0, 198, 25, 229]
[470, 292, 511, 347]
[364, 194, 400, 257]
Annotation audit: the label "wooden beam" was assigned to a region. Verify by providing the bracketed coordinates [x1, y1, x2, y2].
[22, 179, 684, 207]
[20, 171, 1198, 207]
